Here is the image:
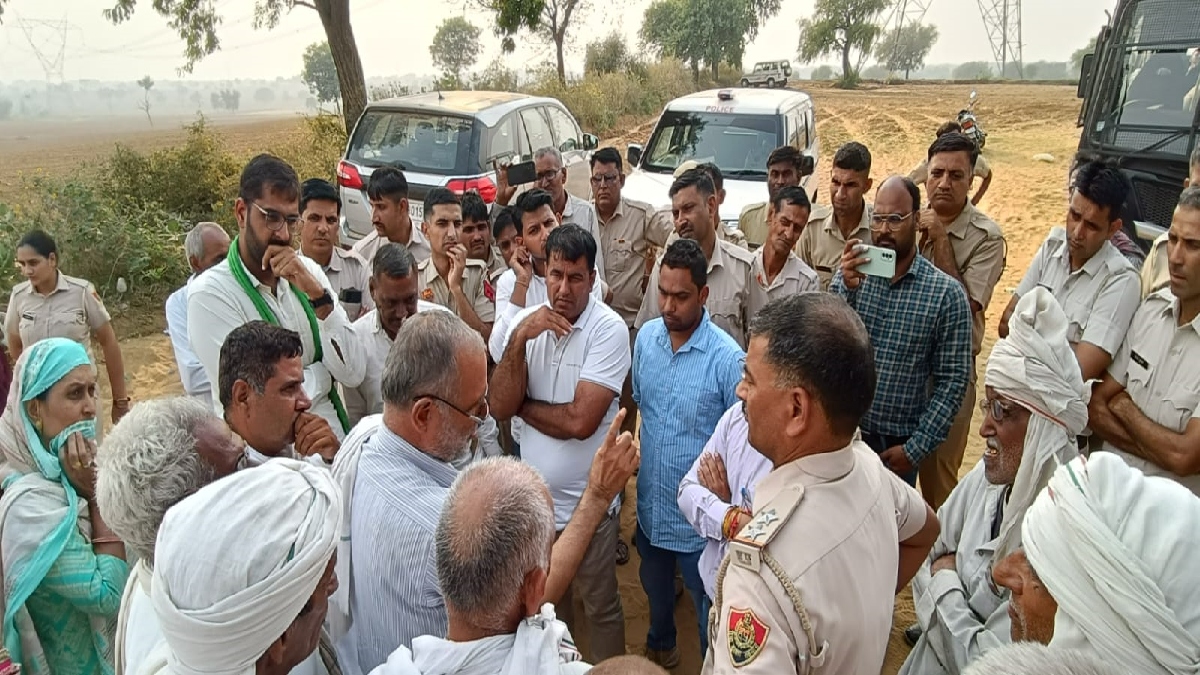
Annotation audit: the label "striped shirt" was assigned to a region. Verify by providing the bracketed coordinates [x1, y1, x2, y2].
[633, 311, 744, 552]
[336, 427, 457, 675]
[831, 254, 972, 465]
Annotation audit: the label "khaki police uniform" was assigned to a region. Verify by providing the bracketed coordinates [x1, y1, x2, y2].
[747, 249, 819, 321]
[597, 197, 674, 327]
[702, 440, 929, 675]
[6, 272, 110, 358]
[1140, 231, 1170, 298]
[909, 154, 991, 186]
[416, 257, 495, 326]
[918, 201, 1006, 509]
[483, 245, 509, 284]
[307, 247, 373, 322]
[739, 202, 770, 248]
[351, 228, 432, 267]
[1104, 289, 1200, 495]
[1013, 227, 1140, 356]
[795, 203, 873, 291]
[635, 239, 754, 349]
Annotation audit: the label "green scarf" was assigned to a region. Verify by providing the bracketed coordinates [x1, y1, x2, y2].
[225, 239, 350, 433]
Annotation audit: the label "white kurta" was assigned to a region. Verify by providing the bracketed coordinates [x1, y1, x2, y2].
[899, 463, 1013, 675]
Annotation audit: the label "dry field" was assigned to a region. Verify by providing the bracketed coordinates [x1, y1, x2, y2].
[1, 82, 1083, 674]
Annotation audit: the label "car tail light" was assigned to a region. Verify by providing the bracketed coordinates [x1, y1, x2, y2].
[447, 176, 498, 204]
[337, 160, 364, 190]
[962, 120, 975, 129]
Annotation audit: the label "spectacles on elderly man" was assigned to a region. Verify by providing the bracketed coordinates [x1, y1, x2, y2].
[979, 397, 1025, 422]
[869, 212, 914, 232]
[416, 393, 488, 426]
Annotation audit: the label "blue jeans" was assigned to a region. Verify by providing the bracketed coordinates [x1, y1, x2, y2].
[635, 524, 710, 656]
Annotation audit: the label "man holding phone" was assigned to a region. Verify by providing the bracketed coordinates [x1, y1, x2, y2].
[831, 176, 973, 485]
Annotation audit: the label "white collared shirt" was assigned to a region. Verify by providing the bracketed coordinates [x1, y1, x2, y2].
[187, 253, 365, 438]
[500, 297, 630, 528]
[344, 301, 448, 426]
[561, 194, 606, 284]
[165, 276, 212, 408]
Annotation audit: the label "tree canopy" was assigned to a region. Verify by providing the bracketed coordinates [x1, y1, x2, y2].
[302, 42, 341, 107]
[641, 0, 779, 82]
[430, 17, 483, 88]
[873, 22, 938, 79]
[796, 0, 890, 85]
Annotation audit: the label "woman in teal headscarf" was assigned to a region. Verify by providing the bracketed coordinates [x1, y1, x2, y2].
[0, 337, 129, 674]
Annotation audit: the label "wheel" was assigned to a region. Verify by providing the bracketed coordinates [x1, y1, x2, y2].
[767, 78, 776, 88]
[740, 78, 749, 87]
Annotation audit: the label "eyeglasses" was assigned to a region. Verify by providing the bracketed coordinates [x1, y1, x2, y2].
[590, 173, 620, 186]
[251, 202, 302, 231]
[535, 170, 562, 185]
[979, 397, 1023, 422]
[869, 212, 914, 232]
[416, 393, 488, 426]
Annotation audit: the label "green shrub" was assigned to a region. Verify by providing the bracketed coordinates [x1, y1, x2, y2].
[270, 113, 347, 185]
[0, 179, 191, 308]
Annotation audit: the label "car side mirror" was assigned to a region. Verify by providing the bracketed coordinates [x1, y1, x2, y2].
[1078, 53, 1096, 98]
[582, 133, 599, 151]
[799, 154, 816, 177]
[627, 143, 644, 168]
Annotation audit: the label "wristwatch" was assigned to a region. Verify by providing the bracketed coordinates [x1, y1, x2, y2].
[309, 290, 334, 309]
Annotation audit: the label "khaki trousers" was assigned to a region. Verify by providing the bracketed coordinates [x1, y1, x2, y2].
[918, 380, 976, 510]
[556, 510, 627, 662]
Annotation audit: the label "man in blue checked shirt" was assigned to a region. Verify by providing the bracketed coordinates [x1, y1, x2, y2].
[832, 176, 972, 485]
[633, 239, 745, 669]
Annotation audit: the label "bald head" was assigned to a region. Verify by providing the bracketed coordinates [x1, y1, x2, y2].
[589, 656, 670, 675]
[875, 175, 921, 214]
[436, 457, 556, 633]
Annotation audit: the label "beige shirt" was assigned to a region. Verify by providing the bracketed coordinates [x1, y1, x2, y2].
[747, 249, 819, 320]
[596, 197, 674, 326]
[920, 202, 1006, 358]
[416, 257, 495, 325]
[561, 194, 607, 284]
[305, 247, 373, 322]
[1141, 231, 1170, 298]
[796, 203, 873, 291]
[635, 239, 754, 349]
[482, 245, 509, 283]
[1013, 228, 1140, 356]
[703, 440, 928, 675]
[1106, 290, 1200, 495]
[6, 272, 110, 356]
[351, 228, 432, 267]
[909, 154, 992, 184]
[738, 202, 770, 248]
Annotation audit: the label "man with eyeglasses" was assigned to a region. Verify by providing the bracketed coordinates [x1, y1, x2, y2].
[899, 287, 1086, 675]
[298, 177, 373, 321]
[490, 224, 632, 664]
[188, 154, 365, 439]
[331, 308, 637, 675]
[796, 142, 874, 291]
[832, 175, 972, 485]
[917, 132, 1007, 509]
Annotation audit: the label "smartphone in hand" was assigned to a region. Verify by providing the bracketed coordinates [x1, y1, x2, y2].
[858, 245, 897, 278]
[505, 160, 537, 186]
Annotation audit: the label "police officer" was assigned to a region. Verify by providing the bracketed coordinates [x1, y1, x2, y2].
[703, 293, 938, 675]
[917, 132, 1007, 509]
[738, 146, 808, 249]
[298, 178, 373, 321]
[6, 229, 130, 423]
[795, 142, 874, 291]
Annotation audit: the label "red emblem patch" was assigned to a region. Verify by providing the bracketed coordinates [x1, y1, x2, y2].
[420, 287, 435, 301]
[483, 280, 495, 303]
[727, 607, 769, 667]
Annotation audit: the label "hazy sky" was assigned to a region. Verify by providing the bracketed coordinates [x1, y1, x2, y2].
[0, 0, 1114, 83]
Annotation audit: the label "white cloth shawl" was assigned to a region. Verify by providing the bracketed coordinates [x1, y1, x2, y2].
[141, 458, 342, 675]
[985, 287, 1087, 563]
[1024, 453, 1200, 675]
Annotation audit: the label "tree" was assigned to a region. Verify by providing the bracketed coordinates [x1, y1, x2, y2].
[953, 61, 993, 80]
[430, 17, 483, 88]
[1071, 36, 1097, 77]
[796, 0, 890, 86]
[471, 58, 521, 91]
[369, 81, 412, 100]
[0, 97, 12, 120]
[302, 41, 341, 111]
[86, 0, 368, 133]
[811, 64, 836, 80]
[641, 0, 778, 83]
[585, 32, 633, 75]
[137, 75, 154, 126]
[255, 87, 276, 103]
[873, 22, 937, 79]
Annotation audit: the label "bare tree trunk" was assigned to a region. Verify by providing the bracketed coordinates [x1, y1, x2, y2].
[691, 58, 701, 84]
[315, 0, 367, 133]
[841, 42, 852, 82]
[555, 33, 567, 84]
[711, 60, 719, 82]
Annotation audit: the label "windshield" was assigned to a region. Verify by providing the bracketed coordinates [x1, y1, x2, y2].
[1109, 47, 1199, 128]
[347, 110, 478, 175]
[642, 110, 782, 178]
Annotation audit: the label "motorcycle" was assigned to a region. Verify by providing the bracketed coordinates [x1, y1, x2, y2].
[957, 90, 988, 150]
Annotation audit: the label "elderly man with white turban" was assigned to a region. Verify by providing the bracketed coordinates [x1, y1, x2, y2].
[139, 458, 342, 675]
[993, 452, 1200, 675]
[993, 446, 1200, 672]
[899, 287, 1088, 675]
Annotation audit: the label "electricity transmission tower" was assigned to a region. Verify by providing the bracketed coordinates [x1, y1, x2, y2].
[977, 0, 1023, 78]
[880, 0, 934, 74]
[15, 15, 68, 83]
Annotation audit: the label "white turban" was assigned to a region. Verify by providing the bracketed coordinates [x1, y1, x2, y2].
[146, 458, 342, 675]
[1024, 453, 1200, 675]
[985, 287, 1088, 562]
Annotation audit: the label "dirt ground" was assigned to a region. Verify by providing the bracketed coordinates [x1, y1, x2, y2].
[26, 82, 1083, 674]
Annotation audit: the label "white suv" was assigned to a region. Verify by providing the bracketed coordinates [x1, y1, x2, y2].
[740, 61, 792, 88]
[620, 88, 819, 233]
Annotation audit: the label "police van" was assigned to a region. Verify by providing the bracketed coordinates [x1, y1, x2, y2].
[620, 88, 819, 234]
